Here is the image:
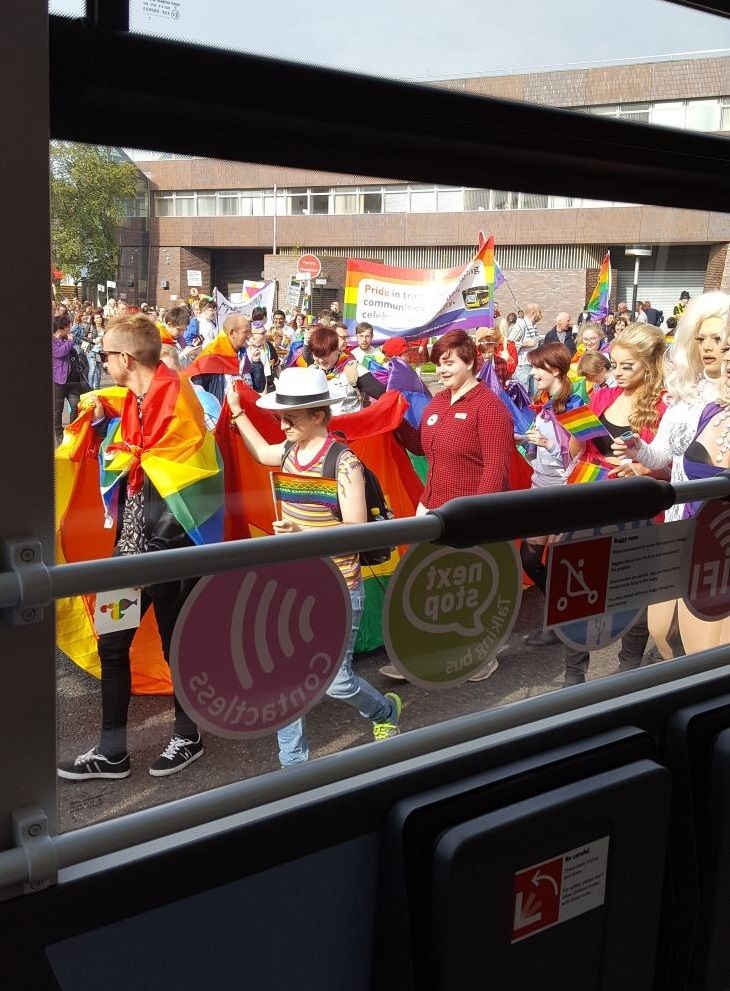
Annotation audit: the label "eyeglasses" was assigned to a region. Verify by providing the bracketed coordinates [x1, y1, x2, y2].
[99, 350, 123, 362]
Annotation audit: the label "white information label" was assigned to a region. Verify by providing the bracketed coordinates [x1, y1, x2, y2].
[94, 588, 142, 635]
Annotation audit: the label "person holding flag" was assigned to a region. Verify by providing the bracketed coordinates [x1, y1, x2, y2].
[57, 313, 225, 780]
[184, 314, 263, 402]
[225, 366, 402, 767]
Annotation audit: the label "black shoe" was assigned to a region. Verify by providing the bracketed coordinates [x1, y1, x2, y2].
[524, 629, 561, 647]
[149, 734, 203, 777]
[57, 747, 131, 780]
[562, 674, 586, 688]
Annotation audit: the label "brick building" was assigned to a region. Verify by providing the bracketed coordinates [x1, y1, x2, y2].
[121, 55, 730, 320]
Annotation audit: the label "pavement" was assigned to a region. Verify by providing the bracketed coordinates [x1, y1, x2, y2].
[56, 585, 658, 833]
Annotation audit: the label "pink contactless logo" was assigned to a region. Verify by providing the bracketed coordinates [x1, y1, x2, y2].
[170, 558, 351, 738]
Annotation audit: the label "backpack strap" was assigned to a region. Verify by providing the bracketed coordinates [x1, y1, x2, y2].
[322, 440, 348, 479]
[281, 439, 295, 468]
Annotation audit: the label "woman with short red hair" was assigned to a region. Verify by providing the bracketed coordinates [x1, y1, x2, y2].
[395, 329, 514, 512]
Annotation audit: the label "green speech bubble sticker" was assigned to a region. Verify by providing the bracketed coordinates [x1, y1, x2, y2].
[383, 541, 522, 688]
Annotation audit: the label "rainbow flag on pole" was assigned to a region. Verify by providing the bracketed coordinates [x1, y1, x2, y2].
[586, 251, 612, 318]
[567, 461, 610, 484]
[556, 405, 612, 442]
[271, 472, 340, 511]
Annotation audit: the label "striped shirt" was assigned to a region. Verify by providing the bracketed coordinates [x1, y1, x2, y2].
[280, 438, 362, 590]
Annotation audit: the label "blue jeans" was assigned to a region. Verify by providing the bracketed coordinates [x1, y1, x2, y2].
[514, 363, 534, 396]
[88, 357, 102, 391]
[277, 584, 396, 766]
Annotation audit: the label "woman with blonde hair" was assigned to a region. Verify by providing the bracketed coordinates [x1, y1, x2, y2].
[612, 293, 730, 657]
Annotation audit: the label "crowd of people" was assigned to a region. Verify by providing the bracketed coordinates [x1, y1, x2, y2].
[52, 285, 730, 781]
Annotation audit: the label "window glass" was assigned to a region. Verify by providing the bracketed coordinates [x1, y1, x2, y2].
[361, 191, 383, 214]
[685, 98, 722, 131]
[651, 101, 685, 128]
[217, 192, 239, 216]
[617, 102, 651, 123]
[384, 187, 409, 212]
[196, 194, 216, 216]
[52, 144, 730, 833]
[310, 192, 331, 215]
[288, 190, 309, 215]
[721, 99, 730, 130]
[335, 189, 358, 214]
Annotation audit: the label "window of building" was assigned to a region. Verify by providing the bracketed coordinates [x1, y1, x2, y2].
[617, 102, 650, 123]
[217, 191, 240, 216]
[240, 191, 263, 216]
[384, 186, 409, 212]
[288, 189, 309, 215]
[437, 188, 463, 212]
[650, 101, 685, 129]
[263, 190, 286, 216]
[464, 188, 491, 211]
[410, 186, 438, 213]
[361, 190, 383, 213]
[722, 99, 730, 131]
[310, 190, 331, 215]
[155, 193, 174, 217]
[685, 99, 722, 132]
[520, 192, 550, 210]
[492, 189, 514, 210]
[196, 193, 216, 216]
[174, 192, 195, 217]
[334, 188, 357, 214]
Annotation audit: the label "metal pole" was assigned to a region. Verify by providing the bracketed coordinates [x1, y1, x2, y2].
[272, 182, 277, 256]
[631, 256, 640, 319]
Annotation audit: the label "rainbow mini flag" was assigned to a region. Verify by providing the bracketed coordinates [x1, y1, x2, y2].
[271, 471, 339, 511]
[568, 460, 609, 484]
[556, 405, 611, 442]
[586, 251, 612, 318]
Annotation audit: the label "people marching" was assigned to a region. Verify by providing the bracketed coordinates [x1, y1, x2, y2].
[53, 285, 730, 780]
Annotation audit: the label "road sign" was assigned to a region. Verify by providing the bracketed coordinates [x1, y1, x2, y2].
[684, 499, 730, 620]
[512, 837, 610, 943]
[170, 559, 351, 738]
[383, 541, 521, 688]
[297, 254, 322, 278]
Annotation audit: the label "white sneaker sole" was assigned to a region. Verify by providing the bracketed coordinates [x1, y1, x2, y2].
[148, 747, 204, 777]
[468, 657, 499, 683]
[57, 767, 131, 780]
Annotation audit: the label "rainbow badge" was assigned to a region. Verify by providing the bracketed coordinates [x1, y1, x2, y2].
[94, 586, 142, 635]
[568, 461, 609, 484]
[271, 472, 340, 511]
[556, 405, 612, 442]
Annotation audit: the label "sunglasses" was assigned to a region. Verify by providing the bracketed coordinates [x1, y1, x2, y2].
[99, 350, 123, 362]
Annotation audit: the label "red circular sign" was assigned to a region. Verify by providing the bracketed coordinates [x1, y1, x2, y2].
[685, 500, 730, 620]
[296, 254, 322, 278]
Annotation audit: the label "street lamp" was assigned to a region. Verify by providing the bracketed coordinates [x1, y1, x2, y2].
[624, 245, 653, 319]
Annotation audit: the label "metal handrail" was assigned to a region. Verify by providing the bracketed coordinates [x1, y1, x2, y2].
[1, 474, 728, 611]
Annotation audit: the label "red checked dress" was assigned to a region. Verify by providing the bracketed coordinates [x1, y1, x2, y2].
[397, 382, 514, 509]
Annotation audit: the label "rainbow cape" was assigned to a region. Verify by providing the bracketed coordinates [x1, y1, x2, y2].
[586, 251, 612, 318]
[55, 365, 225, 694]
[567, 460, 610, 484]
[184, 331, 240, 378]
[555, 404, 611, 442]
[271, 472, 339, 510]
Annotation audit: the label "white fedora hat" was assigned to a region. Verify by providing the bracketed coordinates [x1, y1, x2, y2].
[256, 366, 346, 411]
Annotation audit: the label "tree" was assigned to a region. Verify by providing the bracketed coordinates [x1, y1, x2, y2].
[50, 143, 138, 290]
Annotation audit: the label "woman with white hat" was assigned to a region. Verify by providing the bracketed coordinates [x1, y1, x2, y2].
[226, 366, 402, 767]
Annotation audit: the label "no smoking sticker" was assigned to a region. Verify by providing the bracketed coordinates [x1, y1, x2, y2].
[512, 837, 610, 943]
[383, 541, 522, 688]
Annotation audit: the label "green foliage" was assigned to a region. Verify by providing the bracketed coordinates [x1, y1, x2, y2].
[50, 143, 138, 288]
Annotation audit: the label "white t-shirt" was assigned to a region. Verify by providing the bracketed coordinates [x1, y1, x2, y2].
[198, 316, 217, 345]
[352, 345, 382, 364]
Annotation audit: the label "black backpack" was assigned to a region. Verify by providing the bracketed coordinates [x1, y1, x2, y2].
[67, 346, 89, 390]
[282, 438, 395, 566]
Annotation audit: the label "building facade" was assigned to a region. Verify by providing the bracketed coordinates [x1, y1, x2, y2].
[124, 55, 730, 319]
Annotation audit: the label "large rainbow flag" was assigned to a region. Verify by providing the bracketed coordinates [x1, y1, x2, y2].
[343, 236, 495, 341]
[184, 331, 240, 378]
[55, 364, 225, 693]
[586, 251, 612, 318]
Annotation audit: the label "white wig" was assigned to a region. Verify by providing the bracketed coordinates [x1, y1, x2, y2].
[664, 291, 730, 404]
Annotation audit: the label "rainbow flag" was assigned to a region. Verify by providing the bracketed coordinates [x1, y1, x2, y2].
[343, 236, 495, 340]
[271, 471, 339, 511]
[568, 460, 610, 484]
[98, 363, 224, 545]
[184, 331, 240, 378]
[586, 251, 612, 318]
[556, 405, 611, 442]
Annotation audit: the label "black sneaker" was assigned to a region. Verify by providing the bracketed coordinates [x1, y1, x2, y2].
[149, 734, 203, 777]
[57, 747, 131, 780]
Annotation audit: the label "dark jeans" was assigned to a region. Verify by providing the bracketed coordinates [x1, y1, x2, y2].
[564, 609, 650, 684]
[99, 581, 198, 757]
[53, 380, 81, 444]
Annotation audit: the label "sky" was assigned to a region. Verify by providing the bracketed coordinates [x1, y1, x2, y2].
[51, 0, 729, 82]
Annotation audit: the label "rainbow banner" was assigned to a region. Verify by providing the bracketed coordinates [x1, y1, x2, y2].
[567, 460, 610, 484]
[271, 471, 340, 511]
[556, 405, 612, 442]
[586, 251, 612, 318]
[344, 236, 495, 340]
